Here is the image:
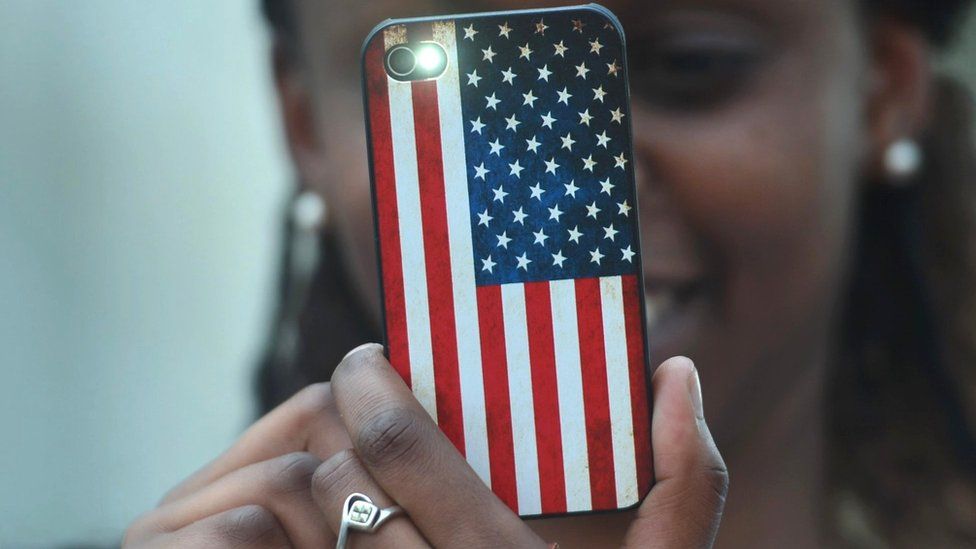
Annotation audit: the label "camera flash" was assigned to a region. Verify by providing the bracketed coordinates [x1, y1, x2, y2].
[416, 44, 444, 71]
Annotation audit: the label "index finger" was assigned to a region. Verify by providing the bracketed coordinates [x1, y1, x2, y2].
[331, 344, 547, 549]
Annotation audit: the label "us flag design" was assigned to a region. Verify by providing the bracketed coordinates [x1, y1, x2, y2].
[363, 7, 651, 516]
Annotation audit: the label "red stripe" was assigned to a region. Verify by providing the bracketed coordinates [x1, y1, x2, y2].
[575, 278, 618, 510]
[524, 282, 567, 513]
[623, 275, 653, 497]
[477, 285, 518, 512]
[410, 79, 465, 454]
[365, 34, 410, 386]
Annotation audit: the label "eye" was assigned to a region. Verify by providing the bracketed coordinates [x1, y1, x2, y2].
[628, 31, 767, 111]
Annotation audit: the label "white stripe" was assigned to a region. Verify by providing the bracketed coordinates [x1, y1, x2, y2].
[432, 21, 492, 488]
[385, 30, 437, 421]
[600, 276, 639, 507]
[501, 284, 542, 515]
[549, 279, 592, 512]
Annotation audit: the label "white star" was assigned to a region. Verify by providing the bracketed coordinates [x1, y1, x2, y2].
[600, 178, 614, 195]
[552, 250, 567, 268]
[482, 46, 497, 63]
[611, 107, 626, 124]
[470, 117, 486, 134]
[541, 112, 556, 129]
[618, 200, 632, 217]
[596, 131, 611, 148]
[516, 252, 532, 271]
[537, 64, 553, 82]
[497, 231, 512, 249]
[586, 201, 601, 219]
[590, 38, 604, 55]
[485, 93, 501, 110]
[482, 255, 497, 273]
[509, 160, 524, 178]
[579, 109, 593, 126]
[614, 152, 629, 170]
[501, 67, 517, 85]
[525, 135, 541, 153]
[467, 69, 482, 87]
[478, 208, 493, 227]
[603, 223, 619, 241]
[529, 182, 546, 201]
[505, 114, 521, 131]
[474, 163, 490, 180]
[544, 157, 560, 175]
[513, 207, 528, 225]
[575, 62, 590, 79]
[533, 228, 549, 246]
[593, 85, 607, 103]
[492, 185, 508, 202]
[564, 180, 580, 198]
[488, 138, 505, 156]
[557, 87, 573, 105]
[522, 90, 538, 107]
[572, 18, 586, 33]
[519, 43, 534, 60]
[590, 247, 605, 265]
[607, 59, 621, 77]
[621, 246, 636, 263]
[553, 40, 568, 57]
[548, 204, 564, 222]
[568, 226, 583, 243]
[535, 18, 549, 35]
[582, 155, 597, 172]
[498, 22, 512, 38]
[560, 132, 576, 151]
[463, 24, 478, 41]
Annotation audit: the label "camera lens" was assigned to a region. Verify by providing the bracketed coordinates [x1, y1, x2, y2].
[386, 46, 416, 77]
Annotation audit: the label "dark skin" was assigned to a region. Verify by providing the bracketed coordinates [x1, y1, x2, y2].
[126, 0, 932, 546]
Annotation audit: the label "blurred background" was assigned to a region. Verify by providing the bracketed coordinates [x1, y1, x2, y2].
[0, 1, 974, 547]
[0, 1, 287, 546]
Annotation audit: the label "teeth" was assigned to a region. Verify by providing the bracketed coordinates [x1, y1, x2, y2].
[645, 291, 677, 328]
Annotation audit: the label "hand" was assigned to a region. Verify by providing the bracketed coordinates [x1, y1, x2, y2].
[124, 345, 727, 548]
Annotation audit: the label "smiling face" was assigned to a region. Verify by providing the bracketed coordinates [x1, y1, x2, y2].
[279, 0, 893, 443]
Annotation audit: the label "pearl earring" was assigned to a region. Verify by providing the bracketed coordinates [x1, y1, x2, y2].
[884, 138, 922, 181]
[292, 190, 327, 232]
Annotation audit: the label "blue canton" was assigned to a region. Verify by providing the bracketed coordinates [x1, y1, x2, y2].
[457, 11, 639, 286]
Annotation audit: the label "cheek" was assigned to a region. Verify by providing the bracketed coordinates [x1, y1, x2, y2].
[634, 49, 865, 363]
[314, 100, 383, 319]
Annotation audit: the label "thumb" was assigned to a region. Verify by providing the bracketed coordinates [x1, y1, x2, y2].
[624, 357, 729, 548]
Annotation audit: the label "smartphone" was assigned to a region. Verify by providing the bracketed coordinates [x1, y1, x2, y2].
[361, 4, 651, 518]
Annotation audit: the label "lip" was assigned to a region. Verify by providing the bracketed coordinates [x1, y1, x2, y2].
[643, 274, 711, 364]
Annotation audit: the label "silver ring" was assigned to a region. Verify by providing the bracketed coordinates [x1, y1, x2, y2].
[335, 493, 403, 549]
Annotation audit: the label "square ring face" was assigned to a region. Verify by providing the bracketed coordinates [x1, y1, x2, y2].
[349, 501, 378, 526]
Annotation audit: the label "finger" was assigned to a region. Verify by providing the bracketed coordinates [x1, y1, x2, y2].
[162, 382, 351, 504]
[331, 344, 547, 548]
[142, 505, 291, 549]
[624, 357, 729, 549]
[127, 452, 331, 549]
[311, 449, 430, 548]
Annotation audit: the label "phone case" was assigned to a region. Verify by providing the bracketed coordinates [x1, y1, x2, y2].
[361, 4, 651, 518]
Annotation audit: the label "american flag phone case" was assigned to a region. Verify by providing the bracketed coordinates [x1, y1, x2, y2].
[361, 4, 652, 518]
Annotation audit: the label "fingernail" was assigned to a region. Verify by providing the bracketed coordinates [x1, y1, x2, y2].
[687, 362, 704, 419]
[342, 343, 383, 362]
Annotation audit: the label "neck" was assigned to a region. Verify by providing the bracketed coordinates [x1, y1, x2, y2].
[714, 355, 826, 548]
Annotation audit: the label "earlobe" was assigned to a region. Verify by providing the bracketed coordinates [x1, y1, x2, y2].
[862, 18, 933, 182]
[272, 43, 327, 184]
